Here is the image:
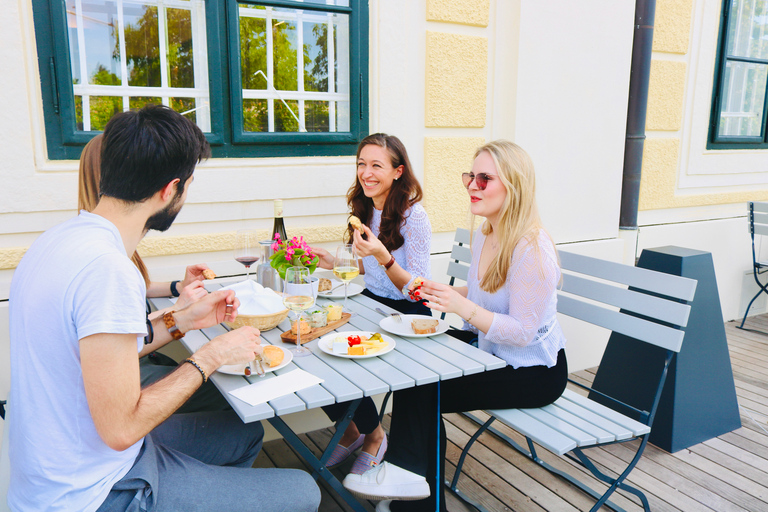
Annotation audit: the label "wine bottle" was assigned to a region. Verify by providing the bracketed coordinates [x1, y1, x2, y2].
[272, 199, 288, 242]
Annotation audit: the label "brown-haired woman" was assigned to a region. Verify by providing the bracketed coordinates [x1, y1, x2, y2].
[313, 133, 433, 477]
[78, 134, 227, 413]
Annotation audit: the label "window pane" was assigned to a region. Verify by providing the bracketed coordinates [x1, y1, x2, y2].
[124, 4, 161, 87]
[237, 5, 351, 134]
[305, 101, 328, 131]
[272, 17, 298, 91]
[66, 0, 121, 86]
[167, 8, 194, 88]
[129, 97, 162, 110]
[726, 0, 768, 60]
[718, 61, 767, 137]
[171, 97, 198, 124]
[275, 99, 300, 132]
[240, 13, 268, 89]
[243, 98, 269, 131]
[90, 96, 122, 130]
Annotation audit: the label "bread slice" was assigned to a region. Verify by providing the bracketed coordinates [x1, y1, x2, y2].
[412, 318, 439, 335]
[202, 269, 216, 280]
[262, 345, 284, 367]
[349, 215, 362, 231]
[318, 277, 332, 292]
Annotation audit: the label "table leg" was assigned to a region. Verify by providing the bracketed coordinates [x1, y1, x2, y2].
[267, 398, 368, 512]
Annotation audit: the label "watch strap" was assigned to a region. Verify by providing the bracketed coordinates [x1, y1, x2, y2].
[380, 255, 396, 271]
[170, 280, 181, 297]
[163, 311, 185, 340]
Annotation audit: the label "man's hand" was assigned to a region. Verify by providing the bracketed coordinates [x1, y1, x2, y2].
[194, 326, 262, 372]
[180, 263, 211, 289]
[175, 289, 239, 333]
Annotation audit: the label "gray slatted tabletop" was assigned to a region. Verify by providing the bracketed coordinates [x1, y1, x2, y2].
[148, 276, 506, 512]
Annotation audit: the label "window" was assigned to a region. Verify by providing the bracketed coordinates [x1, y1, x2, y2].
[709, 0, 768, 149]
[32, 0, 368, 159]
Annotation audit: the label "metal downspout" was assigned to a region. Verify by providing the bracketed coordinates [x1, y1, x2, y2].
[620, 0, 656, 230]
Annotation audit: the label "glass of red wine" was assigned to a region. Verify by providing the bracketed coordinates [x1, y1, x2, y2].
[234, 229, 260, 280]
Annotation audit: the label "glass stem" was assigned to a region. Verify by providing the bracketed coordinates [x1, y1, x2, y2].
[296, 312, 301, 350]
[344, 282, 349, 310]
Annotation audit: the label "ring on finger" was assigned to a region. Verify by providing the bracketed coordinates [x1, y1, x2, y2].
[436, 298, 441, 305]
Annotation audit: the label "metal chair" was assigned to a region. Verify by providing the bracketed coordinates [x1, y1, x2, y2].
[738, 201, 768, 334]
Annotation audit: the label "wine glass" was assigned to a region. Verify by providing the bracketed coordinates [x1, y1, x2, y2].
[333, 244, 360, 316]
[234, 229, 260, 280]
[283, 266, 315, 357]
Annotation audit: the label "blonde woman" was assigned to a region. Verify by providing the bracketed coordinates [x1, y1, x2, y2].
[342, 140, 568, 512]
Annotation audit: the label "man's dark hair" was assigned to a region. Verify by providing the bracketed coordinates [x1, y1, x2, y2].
[99, 104, 210, 203]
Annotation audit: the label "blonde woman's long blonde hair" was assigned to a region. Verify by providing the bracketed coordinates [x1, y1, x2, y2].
[474, 140, 552, 294]
[78, 134, 150, 286]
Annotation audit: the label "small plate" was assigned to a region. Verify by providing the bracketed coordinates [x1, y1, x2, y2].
[217, 346, 293, 376]
[318, 280, 365, 299]
[379, 314, 450, 338]
[317, 331, 396, 359]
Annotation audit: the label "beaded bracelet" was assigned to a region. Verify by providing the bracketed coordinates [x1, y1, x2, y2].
[184, 358, 207, 384]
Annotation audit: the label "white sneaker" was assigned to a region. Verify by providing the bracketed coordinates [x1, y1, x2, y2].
[375, 500, 393, 512]
[342, 461, 430, 501]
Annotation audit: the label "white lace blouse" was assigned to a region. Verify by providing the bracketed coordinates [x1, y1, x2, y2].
[464, 227, 566, 369]
[362, 203, 432, 301]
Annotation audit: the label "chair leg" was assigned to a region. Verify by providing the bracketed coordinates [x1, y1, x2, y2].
[378, 391, 392, 424]
[738, 272, 768, 334]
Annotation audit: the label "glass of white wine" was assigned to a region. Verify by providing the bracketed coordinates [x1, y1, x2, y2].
[333, 244, 360, 316]
[283, 266, 315, 357]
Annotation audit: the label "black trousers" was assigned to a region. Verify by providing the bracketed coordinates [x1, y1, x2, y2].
[388, 348, 568, 512]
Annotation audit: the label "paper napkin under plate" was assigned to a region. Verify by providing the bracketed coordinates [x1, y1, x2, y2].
[229, 369, 324, 407]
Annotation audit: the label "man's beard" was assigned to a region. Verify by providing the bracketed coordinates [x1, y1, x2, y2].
[144, 190, 184, 232]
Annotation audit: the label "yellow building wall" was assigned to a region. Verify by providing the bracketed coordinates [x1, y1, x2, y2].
[423, 2, 490, 233]
[640, 0, 768, 210]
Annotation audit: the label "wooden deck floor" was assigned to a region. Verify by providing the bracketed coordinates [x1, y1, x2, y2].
[254, 314, 768, 512]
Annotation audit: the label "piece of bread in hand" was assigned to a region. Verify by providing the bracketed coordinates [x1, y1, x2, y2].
[202, 269, 216, 280]
[291, 319, 310, 335]
[318, 277, 332, 292]
[412, 318, 439, 335]
[407, 277, 425, 301]
[349, 215, 362, 231]
[262, 345, 285, 367]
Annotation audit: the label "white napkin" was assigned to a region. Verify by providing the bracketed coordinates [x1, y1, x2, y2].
[221, 280, 285, 315]
[229, 369, 324, 406]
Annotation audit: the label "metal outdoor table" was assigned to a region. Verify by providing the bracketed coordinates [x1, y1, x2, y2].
[150, 277, 505, 512]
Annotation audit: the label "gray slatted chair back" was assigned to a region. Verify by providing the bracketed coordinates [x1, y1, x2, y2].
[738, 201, 768, 331]
[558, 251, 696, 354]
[441, 228, 472, 321]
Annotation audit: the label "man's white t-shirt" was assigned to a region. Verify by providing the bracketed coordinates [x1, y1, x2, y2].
[9, 211, 147, 511]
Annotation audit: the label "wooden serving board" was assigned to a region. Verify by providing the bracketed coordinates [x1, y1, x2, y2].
[280, 313, 352, 345]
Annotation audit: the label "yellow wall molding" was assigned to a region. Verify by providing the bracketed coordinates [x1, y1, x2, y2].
[646, 60, 687, 131]
[653, 0, 693, 54]
[425, 31, 488, 128]
[426, 0, 489, 27]
[0, 225, 350, 271]
[639, 137, 768, 209]
[0, 247, 27, 270]
[423, 136, 485, 233]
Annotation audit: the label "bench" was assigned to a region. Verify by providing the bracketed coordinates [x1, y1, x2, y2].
[449, 250, 697, 512]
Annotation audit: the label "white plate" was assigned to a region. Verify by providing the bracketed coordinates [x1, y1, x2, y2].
[217, 346, 293, 376]
[317, 280, 365, 299]
[317, 331, 396, 359]
[379, 314, 450, 338]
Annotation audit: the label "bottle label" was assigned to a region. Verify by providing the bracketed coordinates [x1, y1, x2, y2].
[274, 200, 283, 218]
